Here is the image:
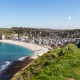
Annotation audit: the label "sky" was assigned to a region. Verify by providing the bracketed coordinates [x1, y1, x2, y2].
[0, 0, 80, 29]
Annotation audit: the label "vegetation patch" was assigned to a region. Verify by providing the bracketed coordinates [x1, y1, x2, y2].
[12, 44, 80, 80]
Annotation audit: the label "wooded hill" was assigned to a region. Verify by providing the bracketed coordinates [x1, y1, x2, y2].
[0, 27, 80, 38]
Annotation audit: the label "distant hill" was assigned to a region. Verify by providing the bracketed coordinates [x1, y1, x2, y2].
[11, 44, 80, 80]
[0, 27, 80, 37]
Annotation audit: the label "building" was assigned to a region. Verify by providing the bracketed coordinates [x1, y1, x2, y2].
[11, 33, 19, 40]
[0, 34, 2, 40]
[2, 35, 6, 40]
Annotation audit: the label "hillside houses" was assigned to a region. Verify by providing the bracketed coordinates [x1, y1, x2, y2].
[8, 34, 79, 48]
[30, 37, 78, 48]
[0, 32, 80, 49]
[10, 33, 19, 40]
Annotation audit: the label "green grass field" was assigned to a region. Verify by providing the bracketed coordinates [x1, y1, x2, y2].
[12, 44, 80, 80]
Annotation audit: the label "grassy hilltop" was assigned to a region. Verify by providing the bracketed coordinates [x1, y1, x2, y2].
[11, 44, 80, 80]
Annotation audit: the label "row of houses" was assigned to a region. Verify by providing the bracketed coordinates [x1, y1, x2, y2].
[0, 34, 29, 41]
[0, 33, 80, 49]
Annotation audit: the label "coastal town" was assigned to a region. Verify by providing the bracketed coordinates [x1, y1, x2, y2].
[1, 29, 80, 80]
[1, 0, 80, 80]
[0, 29, 80, 50]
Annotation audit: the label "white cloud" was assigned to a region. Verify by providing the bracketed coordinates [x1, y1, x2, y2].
[67, 16, 72, 20]
[78, 13, 80, 16]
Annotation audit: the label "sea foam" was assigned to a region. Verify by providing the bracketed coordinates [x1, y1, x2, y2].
[18, 56, 27, 61]
[0, 61, 11, 73]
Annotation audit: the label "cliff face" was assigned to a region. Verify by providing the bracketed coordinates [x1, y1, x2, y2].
[11, 44, 80, 80]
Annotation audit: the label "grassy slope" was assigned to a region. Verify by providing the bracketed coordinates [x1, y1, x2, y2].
[12, 44, 80, 80]
[0, 28, 13, 36]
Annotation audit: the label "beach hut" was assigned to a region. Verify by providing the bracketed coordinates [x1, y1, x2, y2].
[77, 41, 80, 48]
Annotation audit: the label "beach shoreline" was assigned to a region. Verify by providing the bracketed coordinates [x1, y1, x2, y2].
[0, 40, 49, 80]
[0, 40, 49, 59]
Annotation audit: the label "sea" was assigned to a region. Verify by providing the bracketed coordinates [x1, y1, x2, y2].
[0, 42, 34, 80]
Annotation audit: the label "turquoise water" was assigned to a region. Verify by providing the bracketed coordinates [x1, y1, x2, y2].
[0, 42, 34, 73]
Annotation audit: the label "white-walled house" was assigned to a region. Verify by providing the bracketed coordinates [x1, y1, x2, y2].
[0, 35, 6, 40]
[2, 35, 6, 40]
